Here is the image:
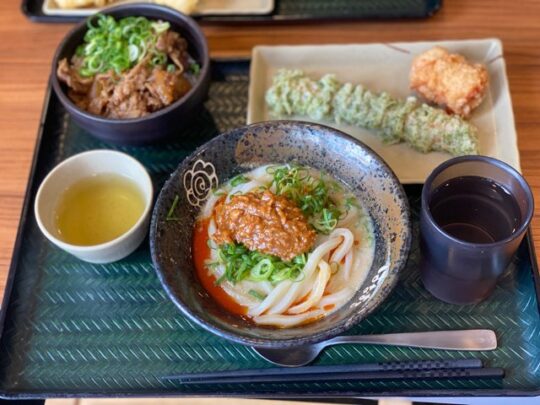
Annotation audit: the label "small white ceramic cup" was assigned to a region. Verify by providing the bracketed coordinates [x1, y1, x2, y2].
[34, 150, 153, 263]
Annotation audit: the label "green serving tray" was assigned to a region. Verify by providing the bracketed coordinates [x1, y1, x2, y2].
[0, 60, 539, 399]
[22, 0, 441, 23]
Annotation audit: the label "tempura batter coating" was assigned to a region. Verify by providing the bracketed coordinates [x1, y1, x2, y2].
[410, 46, 489, 117]
[266, 69, 479, 156]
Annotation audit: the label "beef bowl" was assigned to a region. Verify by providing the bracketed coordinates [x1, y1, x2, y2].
[51, 3, 210, 145]
[150, 121, 412, 348]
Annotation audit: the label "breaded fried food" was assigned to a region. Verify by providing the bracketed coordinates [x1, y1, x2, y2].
[410, 46, 489, 117]
[266, 69, 479, 156]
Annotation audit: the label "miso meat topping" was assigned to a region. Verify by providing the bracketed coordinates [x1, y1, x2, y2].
[212, 190, 316, 261]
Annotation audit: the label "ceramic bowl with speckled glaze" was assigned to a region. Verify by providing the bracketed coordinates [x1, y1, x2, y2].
[150, 121, 411, 348]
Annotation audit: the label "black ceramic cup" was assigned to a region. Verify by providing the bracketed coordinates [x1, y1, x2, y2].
[420, 156, 534, 304]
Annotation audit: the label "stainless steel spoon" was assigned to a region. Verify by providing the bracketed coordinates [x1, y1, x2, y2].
[253, 329, 497, 367]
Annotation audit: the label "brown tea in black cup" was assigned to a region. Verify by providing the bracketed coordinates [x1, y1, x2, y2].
[420, 156, 534, 304]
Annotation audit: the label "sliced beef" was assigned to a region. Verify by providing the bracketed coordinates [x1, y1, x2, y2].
[57, 58, 93, 94]
[156, 31, 189, 70]
[111, 59, 151, 106]
[56, 30, 194, 119]
[107, 93, 149, 119]
[86, 72, 115, 116]
[146, 68, 192, 106]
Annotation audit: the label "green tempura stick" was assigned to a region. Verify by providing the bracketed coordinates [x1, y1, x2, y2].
[265, 69, 479, 156]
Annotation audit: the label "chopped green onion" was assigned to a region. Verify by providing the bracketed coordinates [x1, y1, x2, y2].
[151, 21, 170, 34]
[248, 290, 266, 301]
[151, 52, 167, 66]
[76, 14, 173, 77]
[213, 243, 306, 285]
[166, 64, 176, 73]
[79, 67, 92, 77]
[166, 194, 180, 221]
[189, 62, 201, 75]
[345, 196, 360, 211]
[313, 207, 340, 234]
[215, 273, 227, 285]
[230, 174, 249, 187]
[269, 164, 343, 234]
[250, 259, 274, 281]
[128, 44, 139, 62]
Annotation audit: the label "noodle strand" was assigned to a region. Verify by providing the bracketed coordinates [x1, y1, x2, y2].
[288, 260, 331, 314]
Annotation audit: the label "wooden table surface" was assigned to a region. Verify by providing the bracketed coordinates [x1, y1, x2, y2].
[0, 0, 539, 298]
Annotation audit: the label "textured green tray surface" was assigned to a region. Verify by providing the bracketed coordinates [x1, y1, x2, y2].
[0, 61, 539, 397]
[276, 0, 434, 17]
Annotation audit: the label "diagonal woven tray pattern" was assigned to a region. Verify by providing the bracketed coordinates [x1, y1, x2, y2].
[0, 61, 539, 398]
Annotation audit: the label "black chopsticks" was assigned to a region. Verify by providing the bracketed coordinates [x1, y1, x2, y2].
[163, 358, 504, 384]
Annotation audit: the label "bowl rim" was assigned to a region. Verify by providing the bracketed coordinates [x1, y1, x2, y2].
[150, 120, 412, 348]
[34, 149, 154, 254]
[50, 3, 210, 125]
[421, 155, 535, 248]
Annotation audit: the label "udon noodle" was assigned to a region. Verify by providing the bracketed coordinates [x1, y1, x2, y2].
[194, 164, 375, 328]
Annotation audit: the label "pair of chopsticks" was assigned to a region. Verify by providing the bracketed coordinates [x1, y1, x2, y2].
[163, 358, 504, 384]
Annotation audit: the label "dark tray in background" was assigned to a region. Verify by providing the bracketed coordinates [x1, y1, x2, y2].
[22, 0, 442, 24]
[1, 60, 539, 399]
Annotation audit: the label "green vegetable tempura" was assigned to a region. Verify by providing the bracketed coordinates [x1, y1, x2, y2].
[265, 69, 479, 156]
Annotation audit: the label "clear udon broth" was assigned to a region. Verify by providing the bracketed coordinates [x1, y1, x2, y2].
[193, 164, 375, 328]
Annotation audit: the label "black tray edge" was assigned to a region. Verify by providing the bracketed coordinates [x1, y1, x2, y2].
[1, 387, 540, 400]
[0, 58, 539, 399]
[21, 0, 442, 24]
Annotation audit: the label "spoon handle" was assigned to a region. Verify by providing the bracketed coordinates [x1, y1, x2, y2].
[326, 329, 497, 351]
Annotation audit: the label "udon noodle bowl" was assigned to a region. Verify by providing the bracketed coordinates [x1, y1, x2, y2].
[193, 164, 375, 328]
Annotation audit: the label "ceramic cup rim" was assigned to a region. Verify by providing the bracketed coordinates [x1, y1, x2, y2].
[34, 149, 154, 254]
[421, 155, 534, 248]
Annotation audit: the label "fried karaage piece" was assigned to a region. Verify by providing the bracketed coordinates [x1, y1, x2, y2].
[409, 46, 489, 117]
